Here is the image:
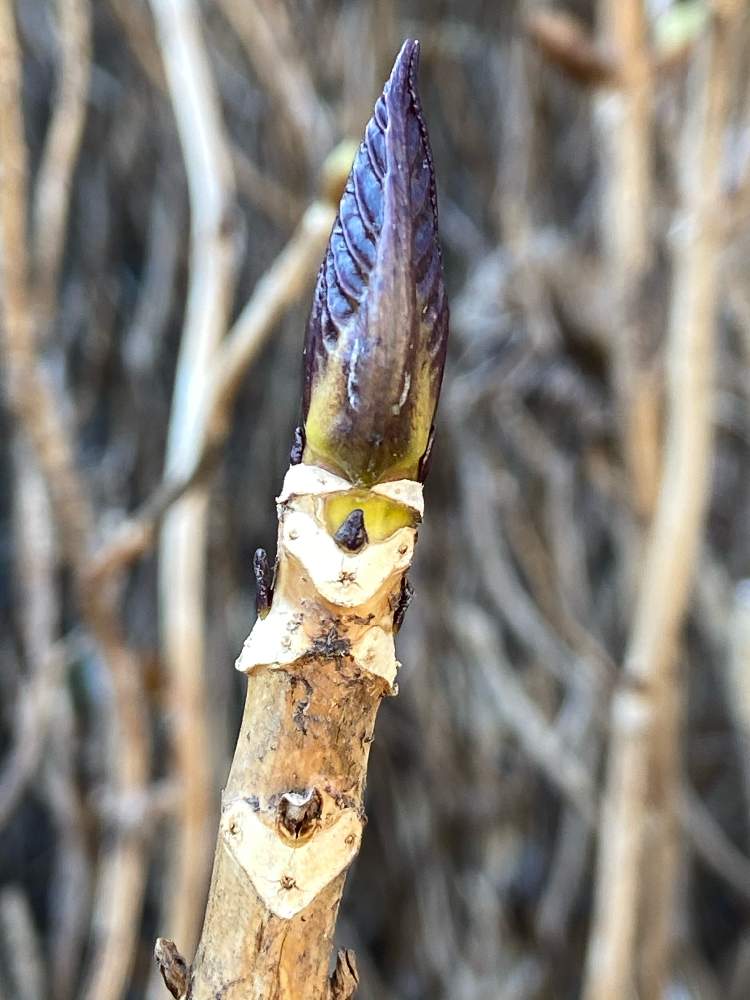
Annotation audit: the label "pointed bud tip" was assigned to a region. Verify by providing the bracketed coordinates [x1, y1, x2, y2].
[301, 39, 448, 487]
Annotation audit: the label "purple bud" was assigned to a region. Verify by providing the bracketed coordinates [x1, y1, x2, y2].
[301, 39, 449, 485]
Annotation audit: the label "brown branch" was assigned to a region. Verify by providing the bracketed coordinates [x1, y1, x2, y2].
[31, 0, 92, 341]
[0, 6, 151, 999]
[217, 0, 333, 170]
[107, 0, 166, 92]
[0, 442, 62, 827]
[525, 9, 620, 88]
[107, 0, 303, 231]
[583, 5, 743, 997]
[148, 0, 239, 966]
[596, 0, 657, 535]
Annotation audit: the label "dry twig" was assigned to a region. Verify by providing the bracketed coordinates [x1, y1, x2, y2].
[584, 5, 743, 996]
[32, 0, 92, 340]
[149, 0, 239, 963]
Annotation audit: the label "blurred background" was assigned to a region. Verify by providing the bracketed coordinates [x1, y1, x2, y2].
[1, 0, 750, 998]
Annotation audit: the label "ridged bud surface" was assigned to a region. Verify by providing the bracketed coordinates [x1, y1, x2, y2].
[302, 39, 449, 485]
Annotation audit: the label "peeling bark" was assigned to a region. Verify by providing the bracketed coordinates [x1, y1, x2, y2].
[187, 468, 422, 997]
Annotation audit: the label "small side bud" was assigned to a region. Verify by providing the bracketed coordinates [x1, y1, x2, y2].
[253, 548, 273, 618]
[290, 425, 305, 465]
[333, 508, 368, 552]
[393, 576, 414, 632]
[154, 938, 188, 999]
[277, 787, 323, 843]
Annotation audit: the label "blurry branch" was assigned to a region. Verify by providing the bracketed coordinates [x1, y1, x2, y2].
[232, 145, 306, 226]
[457, 605, 596, 822]
[595, 2, 662, 984]
[107, 0, 166, 92]
[2, 0, 87, 816]
[727, 582, 750, 831]
[526, 9, 620, 88]
[681, 787, 750, 907]
[96, 779, 180, 836]
[88, 197, 338, 585]
[32, 0, 92, 340]
[584, 4, 742, 998]
[218, 0, 333, 171]
[123, 172, 182, 380]
[44, 691, 91, 1000]
[596, 0, 658, 534]
[525, 6, 701, 90]
[0, 5, 150, 1000]
[205, 199, 337, 440]
[107, 0, 307, 229]
[495, 403, 614, 681]
[149, 0, 239, 963]
[0, 0, 90, 564]
[455, 437, 605, 694]
[0, 639, 65, 826]
[0, 443, 61, 827]
[0, 888, 45, 1000]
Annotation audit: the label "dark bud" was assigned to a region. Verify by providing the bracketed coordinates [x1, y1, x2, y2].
[154, 939, 188, 1000]
[302, 39, 449, 486]
[417, 424, 435, 483]
[277, 787, 322, 843]
[290, 425, 305, 465]
[253, 548, 273, 618]
[393, 576, 414, 632]
[333, 508, 369, 552]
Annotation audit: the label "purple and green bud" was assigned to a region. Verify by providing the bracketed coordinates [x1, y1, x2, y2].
[301, 39, 449, 486]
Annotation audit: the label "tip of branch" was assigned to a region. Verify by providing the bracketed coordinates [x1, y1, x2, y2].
[301, 38, 449, 486]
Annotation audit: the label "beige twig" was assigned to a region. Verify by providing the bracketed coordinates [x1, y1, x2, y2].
[218, 0, 332, 170]
[43, 689, 91, 1000]
[205, 200, 336, 441]
[583, 5, 743, 997]
[232, 146, 306, 227]
[31, 0, 92, 340]
[0, 0, 89, 562]
[149, 0, 239, 965]
[526, 9, 620, 88]
[0, 442, 62, 827]
[0, 888, 45, 1000]
[596, 0, 658, 539]
[456, 605, 596, 822]
[0, 6, 150, 998]
[107, 0, 302, 230]
[727, 581, 750, 832]
[88, 198, 336, 586]
[107, 0, 166, 92]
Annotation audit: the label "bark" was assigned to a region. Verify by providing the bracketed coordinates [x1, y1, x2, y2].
[186, 468, 423, 998]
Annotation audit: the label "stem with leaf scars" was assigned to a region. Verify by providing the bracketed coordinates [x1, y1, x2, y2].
[154, 38, 449, 1000]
